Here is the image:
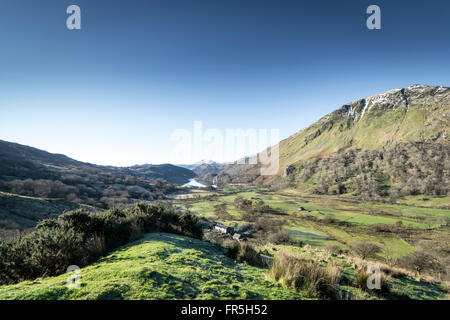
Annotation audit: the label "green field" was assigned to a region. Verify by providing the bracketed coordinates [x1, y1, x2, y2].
[176, 187, 450, 258]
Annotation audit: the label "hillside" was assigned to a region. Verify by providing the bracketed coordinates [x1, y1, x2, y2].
[0, 139, 90, 181]
[129, 164, 195, 185]
[1, 231, 446, 300]
[0, 140, 196, 211]
[0, 191, 93, 239]
[0, 233, 303, 300]
[213, 85, 450, 185]
[0, 139, 194, 185]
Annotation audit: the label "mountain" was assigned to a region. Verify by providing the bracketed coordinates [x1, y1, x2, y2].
[0, 140, 92, 181]
[0, 139, 194, 185]
[216, 85, 450, 185]
[192, 162, 231, 176]
[178, 160, 220, 171]
[129, 164, 195, 185]
[0, 140, 195, 210]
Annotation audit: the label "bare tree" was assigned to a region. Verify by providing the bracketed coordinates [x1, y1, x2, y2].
[352, 242, 381, 260]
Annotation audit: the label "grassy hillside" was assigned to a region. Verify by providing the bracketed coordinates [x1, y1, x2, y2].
[0, 233, 304, 300]
[212, 85, 449, 185]
[1, 231, 446, 300]
[276, 85, 449, 171]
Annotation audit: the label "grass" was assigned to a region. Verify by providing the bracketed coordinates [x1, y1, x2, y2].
[396, 195, 450, 209]
[178, 186, 450, 259]
[169, 186, 449, 300]
[0, 233, 305, 300]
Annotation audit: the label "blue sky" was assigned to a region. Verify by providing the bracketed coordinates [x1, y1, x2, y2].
[1, 0, 449, 166]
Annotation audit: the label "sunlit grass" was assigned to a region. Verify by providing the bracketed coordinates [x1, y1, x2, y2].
[0, 233, 305, 300]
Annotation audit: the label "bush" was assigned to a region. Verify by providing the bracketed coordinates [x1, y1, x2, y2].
[267, 229, 292, 245]
[398, 250, 446, 276]
[227, 242, 264, 266]
[325, 244, 341, 255]
[352, 242, 381, 260]
[269, 250, 341, 299]
[203, 230, 230, 246]
[0, 203, 203, 285]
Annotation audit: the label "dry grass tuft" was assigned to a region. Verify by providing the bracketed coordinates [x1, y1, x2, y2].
[269, 250, 341, 299]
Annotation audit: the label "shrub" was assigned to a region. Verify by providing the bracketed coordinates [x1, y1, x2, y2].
[267, 229, 292, 245]
[352, 242, 381, 260]
[0, 203, 203, 285]
[269, 250, 341, 299]
[398, 250, 446, 276]
[325, 244, 341, 255]
[20, 226, 85, 278]
[85, 234, 106, 260]
[235, 223, 253, 233]
[203, 229, 230, 246]
[227, 242, 263, 266]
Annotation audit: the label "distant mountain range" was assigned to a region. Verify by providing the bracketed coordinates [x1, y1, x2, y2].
[178, 160, 220, 171]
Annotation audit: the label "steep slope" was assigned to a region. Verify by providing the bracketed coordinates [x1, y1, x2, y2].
[0, 233, 304, 300]
[219, 85, 450, 184]
[277, 85, 449, 169]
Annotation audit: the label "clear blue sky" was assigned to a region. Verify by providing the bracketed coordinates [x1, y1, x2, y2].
[1, 0, 449, 166]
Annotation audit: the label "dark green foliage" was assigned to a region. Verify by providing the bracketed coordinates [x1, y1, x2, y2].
[293, 142, 449, 199]
[0, 203, 202, 285]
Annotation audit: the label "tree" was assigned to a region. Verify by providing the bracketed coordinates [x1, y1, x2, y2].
[352, 242, 381, 260]
[401, 250, 445, 275]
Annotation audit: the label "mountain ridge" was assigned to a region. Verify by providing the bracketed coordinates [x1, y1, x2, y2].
[0, 139, 194, 185]
[208, 84, 450, 185]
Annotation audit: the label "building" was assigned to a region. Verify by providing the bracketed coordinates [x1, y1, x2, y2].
[213, 223, 234, 234]
[232, 233, 247, 241]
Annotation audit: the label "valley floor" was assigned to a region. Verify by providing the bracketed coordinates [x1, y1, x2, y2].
[176, 187, 450, 259]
